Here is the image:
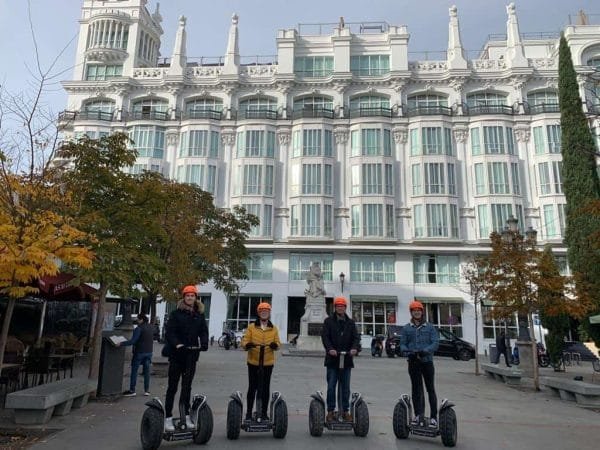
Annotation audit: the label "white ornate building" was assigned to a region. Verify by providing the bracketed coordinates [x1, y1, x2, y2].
[59, 0, 600, 350]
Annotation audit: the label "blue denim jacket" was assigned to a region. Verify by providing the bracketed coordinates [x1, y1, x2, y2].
[399, 321, 439, 363]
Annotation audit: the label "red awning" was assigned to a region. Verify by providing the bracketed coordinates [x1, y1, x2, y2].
[38, 273, 97, 301]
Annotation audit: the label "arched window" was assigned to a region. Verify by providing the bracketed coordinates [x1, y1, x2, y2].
[349, 95, 391, 118]
[406, 94, 450, 116]
[466, 92, 511, 115]
[185, 98, 223, 119]
[587, 57, 600, 69]
[527, 91, 559, 114]
[293, 96, 334, 118]
[82, 100, 115, 120]
[132, 98, 169, 120]
[239, 97, 277, 119]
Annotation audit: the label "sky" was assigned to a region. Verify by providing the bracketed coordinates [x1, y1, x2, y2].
[0, 0, 598, 116]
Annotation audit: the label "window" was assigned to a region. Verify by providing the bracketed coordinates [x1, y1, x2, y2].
[410, 129, 419, 156]
[128, 126, 165, 158]
[511, 163, 521, 195]
[474, 163, 485, 195]
[186, 98, 223, 113]
[425, 303, 463, 337]
[538, 163, 551, 195]
[470, 128, 481, 155]
[226, 294, 271, 331]
[293, 96, 334, 111]
[487, 162, 509, 194]
[426, 204, 448, 237]
[350, 95, 390, 110]
[245, 253, 273, 280]
[289, 253, 333, 281]
[412, 164, 422, 195]
[291, 204, 331, 237]
[482, 306, 520, 339]
[547, 125, 561, 153]
[85, 64, 123, 81]
[239, 164, 273, 195]
[413, 204, 424, 237]
[506, 128, 515, 155]
[351, 298, 397, 336]
[417, 203, 459, 238]
[447, 164, 456, 195]
[302, 204, 321, 235]
[533, 127, 544, 154]
[324, 164, 333, 195]
[292, 129, 333, 157]
[241, 203, 272, 237]
[420, 127, 453, 155]
[424, 163, 445, 194]
[386, 204, 394, 237]
[350, 254, 395, 282]
[558, 203, 566, 236]
[527, 91, 558, 105]
[132, 99, 169, 120]
[385, 164, 393, 195]
[294, 56, 334, 77]
[407, 94, 448, 108]
[179, 130, 220, 157]
[490, 203, 513, 232]
[364, 204, 383, 236]
[478, 204, 489, 238]
[324, 204, 333, 236]
[302, 164, 322, 194]
[239, 97, 277, 112]
[350, 55, 390, 76]
[413, 254, 460, 284]
[483, 126, 505, 154]
[362, 164, 383, 194]
[83, 100, 115, 120]
[351, 205, 360, 236]
[543, 204, 558, 238]
[351, 129, 392, 156]
[176, 164, 217, 193]
[467, 92, 507, 106]
[236, 131, 275, 157]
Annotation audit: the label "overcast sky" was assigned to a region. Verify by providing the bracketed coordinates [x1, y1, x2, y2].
[0, 0, 598, 114]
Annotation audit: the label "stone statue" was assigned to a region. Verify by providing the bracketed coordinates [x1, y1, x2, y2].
[507, 3, 516, 22]
[304, 262, 326, 301]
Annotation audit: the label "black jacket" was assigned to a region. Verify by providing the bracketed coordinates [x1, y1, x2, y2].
[123, 322, 154, 354]
[165, 308, 209, 361]
[321, 313, 360, 368]
[496, 334, 507, 352]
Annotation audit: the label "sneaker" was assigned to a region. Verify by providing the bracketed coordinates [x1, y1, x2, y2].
[411, 414, 421, 426]
[326, 411, 336, 422]
[342, 412, 352, 422]
[185, 415, 195, 429]
[430, 418, 438, 428]
[164, 417, 174, 432]
[122, 390, 136, 397]
[143, 392, 150, 396]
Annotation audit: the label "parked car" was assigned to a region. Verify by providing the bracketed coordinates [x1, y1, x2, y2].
[436, 328, 476, 361]
[385, 325, 403, 358]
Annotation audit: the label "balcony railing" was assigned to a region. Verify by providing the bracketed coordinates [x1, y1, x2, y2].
[466, 104, 514, 116]
[405, 105, 452, 117]
[349, 106, 393, 118]
[528, 103, 560, 114]
[238, 109, 278, 120]
[130, 110, 170, 121]
[293, 107, 334, 119]
[183, 109, 223, 120]
[58, 110, 117, 122]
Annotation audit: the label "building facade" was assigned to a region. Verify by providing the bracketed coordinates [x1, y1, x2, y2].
[59, 0, 600, 350]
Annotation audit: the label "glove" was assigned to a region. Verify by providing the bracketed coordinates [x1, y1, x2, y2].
[200, 344, 208, 352]
[245, 343, 255, 350]
[269, 342, 279, 350]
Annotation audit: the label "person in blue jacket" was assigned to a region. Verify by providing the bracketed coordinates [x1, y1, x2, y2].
[400, 300, 440, 428]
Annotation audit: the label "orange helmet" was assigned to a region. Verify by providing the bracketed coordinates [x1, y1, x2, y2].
[182, 285, 198, 296]
[257, 302, 271, 312]
[334, 296, 347, 307]
[409, 300, 424, 311]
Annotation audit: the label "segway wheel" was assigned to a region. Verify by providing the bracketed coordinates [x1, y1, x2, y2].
[392, 401, 410, 439]
[193, 404, 214, 445]
[308, 399, 324, 437]
[224, 340, 231, 350]
[439, 407, 458, 447]
[272, 399, 288, 439]
[140, 407, 163, 450]
[353, 400, 369, 437]
[226, 399, 242, 440]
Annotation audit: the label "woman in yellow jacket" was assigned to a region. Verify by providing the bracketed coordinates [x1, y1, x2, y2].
[240, 302, 281, 421]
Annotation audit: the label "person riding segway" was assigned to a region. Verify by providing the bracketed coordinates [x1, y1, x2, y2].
[226, 302, 288, 439]
[140, 285, 213, 450]
[308, 296, 369, 437]
[393, 300, 457, 447]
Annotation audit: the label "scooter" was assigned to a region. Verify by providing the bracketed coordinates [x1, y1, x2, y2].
[393, 394, 457, 447]
[226, 343, 288, 439]
[309, 351, 369, 437]
[371, 334, 385, 357]
[140, 349, 213, 450]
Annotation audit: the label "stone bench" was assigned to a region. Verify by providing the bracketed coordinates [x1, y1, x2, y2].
[5, 377, 97, 424]
[150, 357, 169, 377]
[481, 363, 522, 385]
[540, 376, 600, 407]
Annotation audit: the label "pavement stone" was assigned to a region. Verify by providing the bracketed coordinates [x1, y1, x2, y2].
[9, 345, 599, 450]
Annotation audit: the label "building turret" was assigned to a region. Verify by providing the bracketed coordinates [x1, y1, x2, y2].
[169, 16, 187, 76]
[223, 13, 240, 75]
[447, 5, 467, 70]
[505, 2, 528, 67]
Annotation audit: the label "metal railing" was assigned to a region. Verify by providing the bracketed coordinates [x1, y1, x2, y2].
[238, 109, 278, 120]
[297, 21, 389, 35]
[348, 106, 393, 118]
[528, 103, 560, 114]
[466, 104, 514, 116]
[405, 105, 452, 117]
[183, 109, 223, 120]
[292, 107, 334, 119]
[130, 110, 170, 121]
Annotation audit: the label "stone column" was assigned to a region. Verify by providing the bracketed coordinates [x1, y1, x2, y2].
[392, 126, 408, 239]
[220, 129, 236, 208]
[334, 127, 349, 240]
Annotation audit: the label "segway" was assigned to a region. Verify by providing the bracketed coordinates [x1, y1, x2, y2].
[309, 351, 369, 437]
[226, 343, 288, 439]
[140, 348, 213, 450]
[393, 394, 457, 447]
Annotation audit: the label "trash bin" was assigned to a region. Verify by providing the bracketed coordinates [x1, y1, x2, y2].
[97, 330, 126, 396]
[489, 344, 498, 363]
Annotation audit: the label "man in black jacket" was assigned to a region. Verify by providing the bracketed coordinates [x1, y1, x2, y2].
[495, 330, 511, 367]
[120, 313, 154, 397]
[164, 285, 209, 431]
[321, 296, 360, 422]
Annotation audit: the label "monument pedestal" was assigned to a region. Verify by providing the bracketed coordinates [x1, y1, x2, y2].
[516, 340, 534, 378]
[295, 302, 327, 352]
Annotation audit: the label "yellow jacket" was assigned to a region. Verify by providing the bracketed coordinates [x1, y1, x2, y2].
[241, 320, 281, 367]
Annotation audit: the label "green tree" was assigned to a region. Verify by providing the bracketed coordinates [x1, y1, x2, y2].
[58, 133, 139, 380]
[558, 35, 600, 345]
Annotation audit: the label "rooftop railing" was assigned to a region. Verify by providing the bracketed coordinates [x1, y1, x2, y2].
[296, 21, 389, 35]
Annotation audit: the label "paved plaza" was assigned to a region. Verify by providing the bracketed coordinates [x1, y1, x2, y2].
[24, 346, 600, 450]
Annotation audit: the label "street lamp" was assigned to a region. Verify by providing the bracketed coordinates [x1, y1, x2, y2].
[339, 272, 345, 293]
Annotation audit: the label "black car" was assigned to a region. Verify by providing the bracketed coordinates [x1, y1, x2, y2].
[385, 325, 403, 358]
[436, 328, 476, 361]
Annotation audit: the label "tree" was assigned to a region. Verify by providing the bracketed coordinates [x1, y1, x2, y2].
[558, 35, 600, 345]
[474, 228, 592, 389]
[462, 260, 486, 376]
[58, 133, 140, 380]
[124, 172, 259, 320]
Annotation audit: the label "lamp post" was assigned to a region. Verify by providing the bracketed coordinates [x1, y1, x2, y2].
[339, 272, 345, 293]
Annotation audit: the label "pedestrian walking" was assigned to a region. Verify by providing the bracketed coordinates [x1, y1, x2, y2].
[119, 313, 154, 397]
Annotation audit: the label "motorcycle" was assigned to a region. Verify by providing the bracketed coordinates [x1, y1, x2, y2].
[219, 330, 239, 350]
[370, 334, 385, 357]
[511, 343, 550, 368]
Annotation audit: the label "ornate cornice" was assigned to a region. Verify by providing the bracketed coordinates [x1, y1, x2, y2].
[392, 126, 408, 144]
[334, 127, 349, 144]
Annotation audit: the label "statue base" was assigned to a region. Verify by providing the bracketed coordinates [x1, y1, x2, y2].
[516, 340, 534, 378]
[295, 336, 324, 352]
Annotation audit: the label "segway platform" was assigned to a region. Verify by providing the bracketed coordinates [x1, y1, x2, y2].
[410, 417, 439, 438]
[227, 390, 288, 439]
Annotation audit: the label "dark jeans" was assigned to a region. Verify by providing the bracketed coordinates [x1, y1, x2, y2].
[246, 364, 273, 419]
[130, 352, 152, 392]
[408, 360, 437, 419]
[165, 352, 197, 417]
[326, 366, 351, 412]
[495, 349, 511, 366]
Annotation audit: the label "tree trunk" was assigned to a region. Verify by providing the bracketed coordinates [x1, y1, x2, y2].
[150, 293, 157, 323]
[528, 311, 540, 391]
[88, 283, 109, 381]
[0, 297, 17, 372]
[474, 300, 480, 376]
